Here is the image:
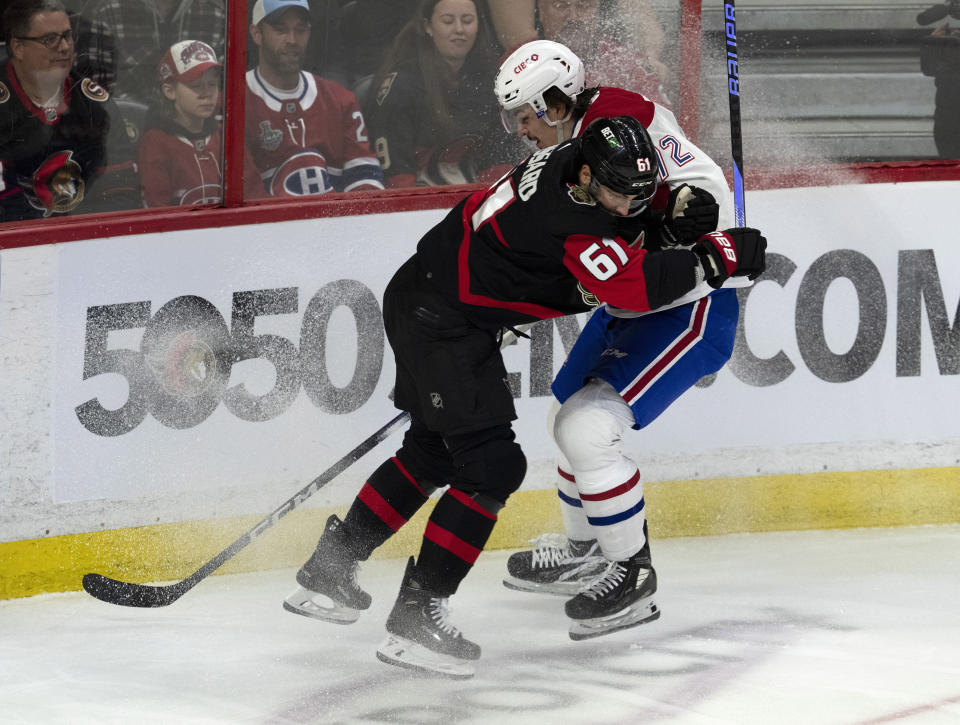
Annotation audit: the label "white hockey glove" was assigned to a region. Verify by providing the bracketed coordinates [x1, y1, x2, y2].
[662, 184, 720, 246]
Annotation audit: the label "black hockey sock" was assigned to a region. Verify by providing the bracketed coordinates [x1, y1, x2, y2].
[414, 488, 499, 596]
[342, 456, 432, 561]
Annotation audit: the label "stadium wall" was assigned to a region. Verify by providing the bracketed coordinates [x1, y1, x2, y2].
[2, 179, 959, 600]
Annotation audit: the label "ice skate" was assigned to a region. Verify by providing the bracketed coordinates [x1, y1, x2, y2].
[283, 515, 371, 624]
[375, 557, 480, 679]
[503, 533, 607, 595]
[565, 546, 659, 641]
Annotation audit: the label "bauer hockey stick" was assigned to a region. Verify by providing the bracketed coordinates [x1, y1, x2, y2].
[724, 0, 746, 225]
[82, 411, 411, 607]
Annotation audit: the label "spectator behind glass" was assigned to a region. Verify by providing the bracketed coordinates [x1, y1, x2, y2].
[486, 0, 668, 103]
[919, 1, 960, 158]
[363, 0, 511, 188]
[61, 0, 117, 90]
[246, 0, 384, 197]
[139, 40, 264, 207]
[327, 0, 418, 89]
[0, 0, 138, 222]
[78, 0, 225, 105]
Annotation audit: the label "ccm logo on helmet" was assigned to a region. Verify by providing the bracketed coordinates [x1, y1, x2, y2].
[513, 53, 540, 74]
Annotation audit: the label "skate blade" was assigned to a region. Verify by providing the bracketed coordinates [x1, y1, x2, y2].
[375, 635, 475, 680]
[568, 599, 660, 641]
[502, 576, 581, 596]
[282, 586, 362, 624]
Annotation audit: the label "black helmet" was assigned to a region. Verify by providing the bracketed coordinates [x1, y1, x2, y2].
[580, 116, 658, 204]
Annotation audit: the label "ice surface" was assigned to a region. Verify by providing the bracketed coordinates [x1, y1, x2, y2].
[3, 525, 960, 725]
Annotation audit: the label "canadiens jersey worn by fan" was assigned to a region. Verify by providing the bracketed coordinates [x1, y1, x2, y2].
[139, 112, 264, 207]
[417, 139, 705, 330]
[245, 68, 384, 196]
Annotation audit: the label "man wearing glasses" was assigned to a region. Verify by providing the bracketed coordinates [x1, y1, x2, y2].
[1, 0, 137, 221]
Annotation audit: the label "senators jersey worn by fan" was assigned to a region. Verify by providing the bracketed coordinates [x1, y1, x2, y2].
[416, 140, 702, 330]
[0, 61, 134, 221]
[245, 69, 384, 196]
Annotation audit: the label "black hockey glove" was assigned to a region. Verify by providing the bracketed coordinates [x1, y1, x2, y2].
[662, 184, 720, 246]
[692, 228, 767, 288]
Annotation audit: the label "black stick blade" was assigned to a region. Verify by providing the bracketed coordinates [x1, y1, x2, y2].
[82, 573, 186, 608]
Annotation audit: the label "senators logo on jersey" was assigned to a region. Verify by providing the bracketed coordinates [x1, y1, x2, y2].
[270, 151, 333, 196]
[26, 150, 85, 216]
[81, 78, 109, 102]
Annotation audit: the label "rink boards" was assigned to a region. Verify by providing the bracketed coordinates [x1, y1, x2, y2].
[2, 181, 959, 599]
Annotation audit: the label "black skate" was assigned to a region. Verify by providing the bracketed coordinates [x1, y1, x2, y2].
[376, 557, 480, 679]
[565, 546, 659, 641]
[503, 533, 607, 595]
[283, 515, 371, 624]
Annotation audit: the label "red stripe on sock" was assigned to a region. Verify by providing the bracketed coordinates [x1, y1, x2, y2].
[557, 467, 576, 482]
[448, 488, 497, 520]
[579, 470, 641, 502]
[424, 521, 482, 564]
[357, 483, 406, 532]
[391, 456, 428, 497]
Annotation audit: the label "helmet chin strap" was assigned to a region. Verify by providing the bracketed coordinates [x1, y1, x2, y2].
[544, 109, 573, 145]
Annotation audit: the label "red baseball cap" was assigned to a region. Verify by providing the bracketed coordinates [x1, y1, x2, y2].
[157, 40, 221, 84]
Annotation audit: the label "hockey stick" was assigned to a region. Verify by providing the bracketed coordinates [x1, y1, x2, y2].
[82, 411, 411, 607]
[724, 0, 746, 225]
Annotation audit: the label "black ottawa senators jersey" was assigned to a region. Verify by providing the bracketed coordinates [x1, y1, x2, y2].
[0, 61, 124, 221]
[415, 139, 701, 329]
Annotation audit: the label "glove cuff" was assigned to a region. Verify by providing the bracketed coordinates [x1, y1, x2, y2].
[692, 244, 726, 288]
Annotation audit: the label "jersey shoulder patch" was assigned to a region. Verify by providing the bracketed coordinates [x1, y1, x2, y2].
[0, 81, 9, 104]
[375, 72, 398, 107]
[566, 182, 596, 207]
[81, 78, 109, 102]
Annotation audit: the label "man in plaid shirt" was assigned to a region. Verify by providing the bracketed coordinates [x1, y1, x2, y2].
[72, 0, 225, 105]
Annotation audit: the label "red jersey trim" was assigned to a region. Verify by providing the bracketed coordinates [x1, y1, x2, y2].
[620, 295, 711, 405]
[456, 198, 565, 319]
[5, 63, 71, 125]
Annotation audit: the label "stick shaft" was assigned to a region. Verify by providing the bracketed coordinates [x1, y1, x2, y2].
[83, 411, 410, 606]
[724, 0, 746, 225]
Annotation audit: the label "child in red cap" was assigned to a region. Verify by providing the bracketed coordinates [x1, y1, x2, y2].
[139, 40, 263, 206]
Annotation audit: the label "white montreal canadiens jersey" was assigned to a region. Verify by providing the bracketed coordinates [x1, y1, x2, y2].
[245, 69, 384, 196]
[572, 87, 751, 316]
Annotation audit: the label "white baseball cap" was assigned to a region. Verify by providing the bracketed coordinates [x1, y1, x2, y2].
[251, 0, 310, 25]
[157, 40, 221, 84]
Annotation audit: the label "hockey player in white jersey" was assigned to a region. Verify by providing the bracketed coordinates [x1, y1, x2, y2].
[493, 40, 757, 640]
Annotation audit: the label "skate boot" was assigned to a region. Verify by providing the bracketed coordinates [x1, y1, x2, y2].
[565, 543, 659, 641]
[283, 515, 371, 624]
[376, 557, 480, 679]
[503, 533, 607, 595]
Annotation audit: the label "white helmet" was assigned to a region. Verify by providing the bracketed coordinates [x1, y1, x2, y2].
[494, 40, 586, 132]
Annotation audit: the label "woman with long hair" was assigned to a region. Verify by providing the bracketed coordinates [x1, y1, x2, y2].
[363, 0, 512, 187]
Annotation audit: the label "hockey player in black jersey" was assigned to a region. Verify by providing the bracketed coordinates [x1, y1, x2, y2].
[284, 115, 766, 678]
